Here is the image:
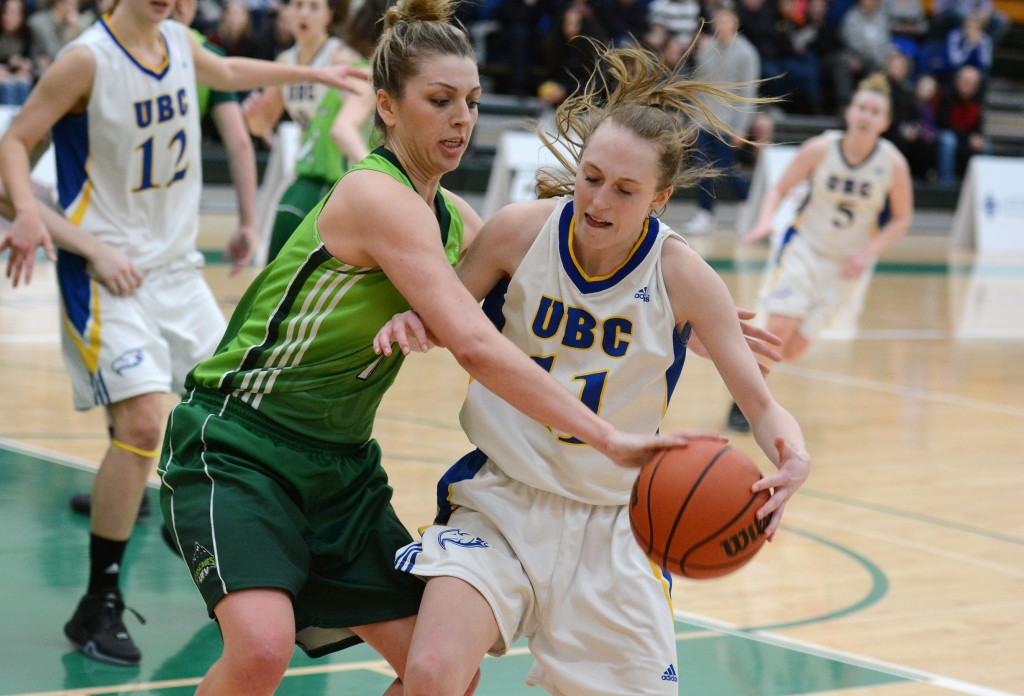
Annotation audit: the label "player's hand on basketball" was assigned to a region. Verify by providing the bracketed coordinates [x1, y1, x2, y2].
[751, 436, 810, 540]
[223, 223, 257, 276]
[1, 213, 55, 287]
[87, 244, 143, 297]
[742, 221, 774, 246]
[373, 310, 442, 357]
[314, 64, 371, 93]
[603, 431, 726, 469]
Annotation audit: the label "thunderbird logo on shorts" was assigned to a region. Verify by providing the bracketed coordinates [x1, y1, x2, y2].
[191, 543, 217, 586]
[437, 528, 489, 550]
[111, 349, 145, 375]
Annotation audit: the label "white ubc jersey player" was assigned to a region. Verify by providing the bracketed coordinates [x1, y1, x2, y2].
[787, 130, 896, 260]
[51, 18, 203, 271]
[460, 196, 690, 506]
[281, 36, 341, 130]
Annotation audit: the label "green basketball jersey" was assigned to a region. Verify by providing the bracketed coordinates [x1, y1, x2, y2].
[293, 60, 375, 182]
[187, 148, 464, 444]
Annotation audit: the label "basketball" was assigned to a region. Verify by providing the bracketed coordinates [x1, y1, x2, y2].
[629, 441, 772, 579]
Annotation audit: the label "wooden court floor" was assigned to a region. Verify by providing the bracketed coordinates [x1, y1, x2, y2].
[0, 208, 1022, 695]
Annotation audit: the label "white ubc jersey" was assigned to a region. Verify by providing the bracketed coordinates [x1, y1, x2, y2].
[281, 37, 341, 130]
[460, 198, 689, 506]
[789, 131, 896, 260]
[52, 19, 203, 271]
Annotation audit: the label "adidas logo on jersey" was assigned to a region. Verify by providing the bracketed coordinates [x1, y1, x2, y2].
[661, 664, 678, 682]
[634, 286, 651, 303]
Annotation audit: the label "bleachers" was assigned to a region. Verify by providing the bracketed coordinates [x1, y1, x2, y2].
[201, 22, 1024, 212]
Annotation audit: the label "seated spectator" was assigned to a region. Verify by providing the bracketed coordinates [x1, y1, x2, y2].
[484, 0, 555, 96]
[262, 2, 296, 60]
[899, 72, 939, 181]
[593, 0, 650, 47]
[936, 64, 988, 185]
[942, 12, 992, 83]
[797, 0, 844, 112]
[834, 0, 892, 110]
[883, 0, 927, 62]
[538, 2, 608, 108]
[0, 0, 32, 105]
[26, 0, 79, 76]
[883, 47, 915, 136]
[210, 0, 268, 60]
[764, 0, 823, 113]
[929, 0, 1009, 46]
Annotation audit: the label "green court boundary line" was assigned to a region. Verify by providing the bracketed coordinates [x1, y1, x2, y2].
[675, 611, 1017, 696]
[738, 526, 889, 633]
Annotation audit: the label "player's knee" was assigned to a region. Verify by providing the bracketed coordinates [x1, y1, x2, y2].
[404, 650, 467, 696]
[111, 421, 164, 456]
[221, 634, 293, 692]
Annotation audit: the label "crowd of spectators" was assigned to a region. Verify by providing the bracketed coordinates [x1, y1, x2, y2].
[465, 0, 1014, 185]
[2, 0, 1016, 185]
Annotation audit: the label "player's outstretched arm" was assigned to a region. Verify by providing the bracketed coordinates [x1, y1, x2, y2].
[190, 31, 369, 96]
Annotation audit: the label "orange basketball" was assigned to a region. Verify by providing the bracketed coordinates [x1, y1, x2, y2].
[629, 441, 772, 579]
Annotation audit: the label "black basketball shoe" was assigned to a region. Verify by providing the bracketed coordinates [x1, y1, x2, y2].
[726, 402, 751, 433]
[64, 592, 144, 666]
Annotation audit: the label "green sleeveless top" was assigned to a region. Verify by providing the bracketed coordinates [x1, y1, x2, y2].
[293, 59, 375, 182]
[187, 148, 465, 444]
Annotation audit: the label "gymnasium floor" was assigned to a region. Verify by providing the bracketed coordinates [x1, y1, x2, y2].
[0, 195, 1022, 695]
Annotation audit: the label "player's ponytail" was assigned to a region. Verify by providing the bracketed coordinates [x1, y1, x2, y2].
[535, 38, 773, 200]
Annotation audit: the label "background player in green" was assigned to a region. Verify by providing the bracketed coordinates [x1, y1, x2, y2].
[158, 0, 691, 692]
[243, 0, 376, 263]
[261, 0, 388, 263]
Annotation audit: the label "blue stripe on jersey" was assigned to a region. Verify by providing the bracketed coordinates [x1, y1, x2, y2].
[99, 18, 171, 79]
[664, 322, 690, 408]
[480, 279, 509, 332]
[434, 449, 489, 524]
[395, 541, 421, 573]
[558, 200, 660, 294]
[775, 226, 799, 265]
[56, 250, 93, 335]
[51, 112, 89, 211]
[878, 196, 892, 227]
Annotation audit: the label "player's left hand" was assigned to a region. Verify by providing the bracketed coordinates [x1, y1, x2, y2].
[750, 436, 810, 540]
[373, 310, 442, 357]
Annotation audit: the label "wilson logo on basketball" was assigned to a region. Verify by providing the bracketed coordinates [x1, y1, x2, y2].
[720, 515, 772, 557]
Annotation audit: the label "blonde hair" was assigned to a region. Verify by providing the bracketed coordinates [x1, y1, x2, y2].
[852, 71, 892, 116]
[370, 0, 474, 138]
[535, 40, 769, 202]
